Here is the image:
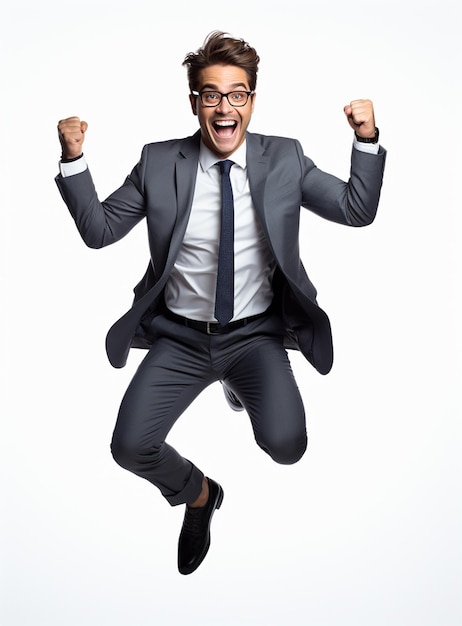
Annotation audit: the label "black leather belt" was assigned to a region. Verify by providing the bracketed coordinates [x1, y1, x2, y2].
[165, 309, 269, 335]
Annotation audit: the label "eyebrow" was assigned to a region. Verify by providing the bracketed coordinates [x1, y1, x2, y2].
[200, 82, 249, 91]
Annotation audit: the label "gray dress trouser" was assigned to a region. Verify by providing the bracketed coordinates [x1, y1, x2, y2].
[110, 312, 307, 506]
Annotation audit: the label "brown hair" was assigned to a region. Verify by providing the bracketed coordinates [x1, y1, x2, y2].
[182, 31, 260, 92]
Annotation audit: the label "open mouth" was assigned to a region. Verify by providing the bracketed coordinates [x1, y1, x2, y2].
[213, 120, 237, 137]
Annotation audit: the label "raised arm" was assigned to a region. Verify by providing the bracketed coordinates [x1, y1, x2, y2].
[300, 99, 385, 226]
[55, 117, 146, 249]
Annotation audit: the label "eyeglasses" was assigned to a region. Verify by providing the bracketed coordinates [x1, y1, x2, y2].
[192, 90, 255, 108]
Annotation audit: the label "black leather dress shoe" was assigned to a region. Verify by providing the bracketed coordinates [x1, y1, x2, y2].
[222, 383, 244, 412]
[178, 478, 224, 575]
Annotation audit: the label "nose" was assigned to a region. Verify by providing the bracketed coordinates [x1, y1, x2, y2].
[216, 94, 234, 114]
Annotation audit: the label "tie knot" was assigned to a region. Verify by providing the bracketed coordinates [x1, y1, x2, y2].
[218, 159, 234, 175]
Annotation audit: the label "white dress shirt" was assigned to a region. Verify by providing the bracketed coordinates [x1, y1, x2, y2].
[164, 141, 276, 321]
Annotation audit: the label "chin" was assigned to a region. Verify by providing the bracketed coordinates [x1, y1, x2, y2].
[216, 138, 240, 156]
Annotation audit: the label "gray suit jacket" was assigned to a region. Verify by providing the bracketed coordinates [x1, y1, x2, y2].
[56, 130, 386, 374]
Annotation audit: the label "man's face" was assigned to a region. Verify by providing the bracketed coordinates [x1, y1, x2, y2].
[189, 64, 256, 159]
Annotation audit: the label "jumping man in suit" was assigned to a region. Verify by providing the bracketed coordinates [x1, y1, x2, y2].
[56, 31, 386, 575]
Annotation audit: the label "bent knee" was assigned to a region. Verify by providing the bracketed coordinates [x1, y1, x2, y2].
[110, 439, 135, 470]
[110, 437, 161, 471]
[258, 432, 308, 465]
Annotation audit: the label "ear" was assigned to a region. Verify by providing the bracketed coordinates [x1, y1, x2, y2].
[189, 93, 198, 116]
[250, 91, 257, 114]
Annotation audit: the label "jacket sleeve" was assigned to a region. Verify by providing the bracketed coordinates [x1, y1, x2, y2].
[297, 140, 386, 227]
[55, 146, 149, 249]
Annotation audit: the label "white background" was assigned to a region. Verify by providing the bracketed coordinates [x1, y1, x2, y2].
[2, 1, 461, 625]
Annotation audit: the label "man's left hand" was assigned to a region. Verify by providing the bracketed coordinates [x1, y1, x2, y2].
[344, 99, 376, 138]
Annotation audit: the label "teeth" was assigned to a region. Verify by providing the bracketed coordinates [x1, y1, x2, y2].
[215, 121, 236, 126]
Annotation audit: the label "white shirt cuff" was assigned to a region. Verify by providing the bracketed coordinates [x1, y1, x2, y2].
[59, 155, 88, 177]
[353, 138, 380, 154]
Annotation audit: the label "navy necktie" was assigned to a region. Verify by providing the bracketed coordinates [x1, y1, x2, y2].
[214, 160, 235, 326]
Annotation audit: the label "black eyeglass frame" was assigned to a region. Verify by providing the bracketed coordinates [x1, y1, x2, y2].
[191, 90, 255, 108]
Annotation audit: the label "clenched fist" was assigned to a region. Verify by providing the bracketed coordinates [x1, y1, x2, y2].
[343, 100, 376, 139]
[58, 116, 88, 159]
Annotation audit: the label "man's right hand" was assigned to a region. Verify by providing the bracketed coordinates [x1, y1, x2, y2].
[57, 116, 88, 159]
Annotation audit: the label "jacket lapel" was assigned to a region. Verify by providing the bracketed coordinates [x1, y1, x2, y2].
[246, 132, 269, 226]
[162, 132, 200, 276]
[247, 133, 286, 266]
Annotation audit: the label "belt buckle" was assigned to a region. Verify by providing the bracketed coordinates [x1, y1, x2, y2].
[206, 321, 221, 335]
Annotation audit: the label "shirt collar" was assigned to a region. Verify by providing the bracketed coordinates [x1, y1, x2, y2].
[199, 139, 247, 172]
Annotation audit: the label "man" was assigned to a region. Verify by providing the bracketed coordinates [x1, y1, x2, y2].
[56, 31, 386, 575]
